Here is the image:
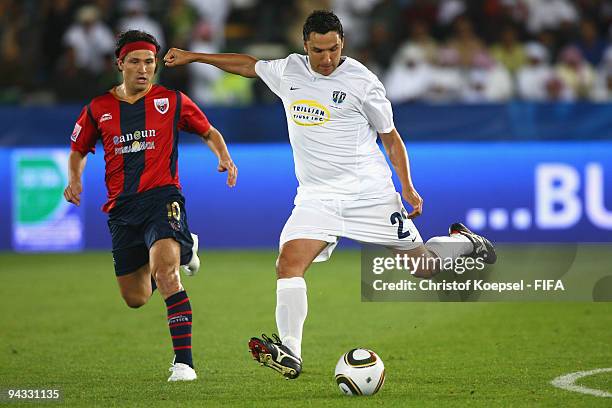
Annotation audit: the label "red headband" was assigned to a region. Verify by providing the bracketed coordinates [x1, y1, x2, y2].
[118, 41, 157, 60]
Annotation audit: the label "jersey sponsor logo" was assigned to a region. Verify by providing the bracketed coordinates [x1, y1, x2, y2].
[154, 97, 169, 114]
[112, 129, 157, 155]
[332, 90, 346, 104]
[70, 123, 82, 142]
[112, 129, 156, 145]
[289, 100, 330, 126]
[114, 141, 155, 156]
[100, 113, 112, 123]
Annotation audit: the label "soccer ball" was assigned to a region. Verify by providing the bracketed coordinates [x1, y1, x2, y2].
[334, 348, 385, 396]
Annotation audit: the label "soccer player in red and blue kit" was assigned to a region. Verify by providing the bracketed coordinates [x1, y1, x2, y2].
[64, 30, 237, 381]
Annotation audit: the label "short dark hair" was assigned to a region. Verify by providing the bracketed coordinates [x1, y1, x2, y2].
[303, 10, 343, 42]
[114, 30, 161, 59]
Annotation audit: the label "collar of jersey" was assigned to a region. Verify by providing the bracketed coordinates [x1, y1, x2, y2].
[110, 83, 155, 104]
[305, 56, 349, 79]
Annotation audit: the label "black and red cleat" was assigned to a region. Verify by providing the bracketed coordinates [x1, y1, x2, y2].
[450, 222, 497, 264]
[248, 334, 302, 379]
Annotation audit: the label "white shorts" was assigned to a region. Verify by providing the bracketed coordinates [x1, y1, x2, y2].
[279, 193, 423, 262]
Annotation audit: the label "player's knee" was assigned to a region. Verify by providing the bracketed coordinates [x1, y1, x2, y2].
[123, 293, 148, 308]
[154, 267, 182, 294]
[276, 254, 304, 279]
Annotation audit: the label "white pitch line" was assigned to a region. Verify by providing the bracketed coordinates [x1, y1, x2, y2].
[551, 368, 612, 398]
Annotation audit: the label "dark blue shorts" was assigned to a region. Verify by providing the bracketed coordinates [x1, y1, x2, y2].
[107, 185, 194, 276]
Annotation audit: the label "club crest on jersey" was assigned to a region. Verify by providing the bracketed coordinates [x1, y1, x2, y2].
[332, 90, 346, 104]
[154, 98, 169, 114]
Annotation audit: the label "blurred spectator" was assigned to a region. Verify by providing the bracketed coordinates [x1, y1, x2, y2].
[40, 0, 73, 81]
[117, 0, 166, 49]
[480, 0, 528, 42]
[406, 21, 438, 64]
[165, 0, 200, 49]
[368, 0, 403, 69]
[187, 0, 232, 47]
[210, 73, 254, 106]
[600, 46, 612, 72]
[544, 75, 572, 101]
[287, 0, 328, 51]
[97, 53, 120, 94]
[490, 25, 526, 75]
[384, 44, 432, 103]
[0, 0, 29, 102]
[52, 47, 99, 102]
[535, 29, 561, 63]
[332, 0, 379, 51]
[461, 69, 490, 103]
[591, 70, 612, 101]
[461, 51, 513, 102]
[353, 46, 383, 78]
[555, 46, 596, 100]
[222, 0, 259, 50]
[187, 22, 223, 103]
[574, 19, 607, 66]
[424, 47, 463, 102]
[92, 0, 119, 25]
[516, 42, 554, 101]
[447, 16, 485, 68]
[523, 0, 578, 34]
[437, 0, 466, 26]
[590, 46, 612, 101]
[62, 5, 115, 75]
[1, 0, 611, 106]
[402, 0, 439, 37]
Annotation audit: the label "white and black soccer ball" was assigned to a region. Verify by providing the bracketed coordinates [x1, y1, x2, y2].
[334, 348, 385, 396]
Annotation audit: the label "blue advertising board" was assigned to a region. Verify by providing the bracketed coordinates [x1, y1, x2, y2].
[2, 103, 612, 146]
[0, 141, 610, 251]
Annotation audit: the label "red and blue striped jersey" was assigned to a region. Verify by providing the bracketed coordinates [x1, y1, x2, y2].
[70, 84, 210, 212]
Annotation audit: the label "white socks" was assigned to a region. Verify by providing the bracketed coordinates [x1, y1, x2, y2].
[425, 234, 473, 260]
[275, 277, 307, 359]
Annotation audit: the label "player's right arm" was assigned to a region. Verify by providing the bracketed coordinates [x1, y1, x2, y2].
[178, 92, 238, 187]
[164, 48, 258, 78]
[65, 105, 98, 206]
[64, 151, 87, 206]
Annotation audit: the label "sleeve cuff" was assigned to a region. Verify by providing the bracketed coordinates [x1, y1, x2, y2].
[378, 124, 395, 134]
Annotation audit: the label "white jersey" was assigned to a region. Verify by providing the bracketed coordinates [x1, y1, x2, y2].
[255, 54, 397, 203]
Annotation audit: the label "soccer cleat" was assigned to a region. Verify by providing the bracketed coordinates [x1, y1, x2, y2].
[248, 333, 302, 379]
[181, 233, 200, 276]
[449, 222, 497, 264]
[168, 362, 197, 382]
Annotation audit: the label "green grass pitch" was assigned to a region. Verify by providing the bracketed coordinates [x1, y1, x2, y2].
[1, 249, 611, 407]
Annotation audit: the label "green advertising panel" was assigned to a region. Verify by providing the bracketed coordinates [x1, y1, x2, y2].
[12, 149, 83, 251]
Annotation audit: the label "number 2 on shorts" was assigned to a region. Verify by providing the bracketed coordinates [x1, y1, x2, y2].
[390, 212, 411, 239]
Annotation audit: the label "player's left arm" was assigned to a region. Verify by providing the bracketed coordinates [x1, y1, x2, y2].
[380, 129, 423, 218]
[200, 126, 238, 188]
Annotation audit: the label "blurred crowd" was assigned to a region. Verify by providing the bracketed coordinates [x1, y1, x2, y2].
[1, 0, 611, 105]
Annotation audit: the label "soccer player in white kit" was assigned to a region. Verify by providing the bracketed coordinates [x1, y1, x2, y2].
[164, 10, 496, 379]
